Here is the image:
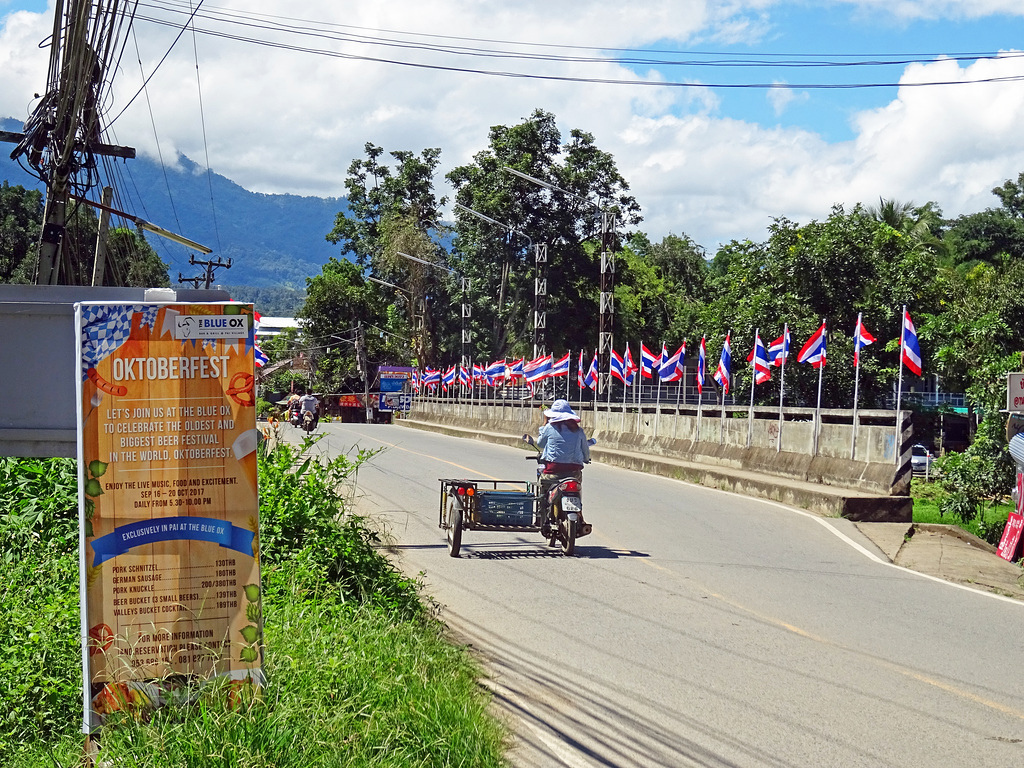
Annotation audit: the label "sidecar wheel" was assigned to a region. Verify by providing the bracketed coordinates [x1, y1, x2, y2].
[446, 500, 463, 558]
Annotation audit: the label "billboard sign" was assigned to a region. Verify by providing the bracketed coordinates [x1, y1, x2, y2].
[76, 302, 263, 730]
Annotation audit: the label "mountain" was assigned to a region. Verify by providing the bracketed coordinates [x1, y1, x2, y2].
[1, 117, 346, 289]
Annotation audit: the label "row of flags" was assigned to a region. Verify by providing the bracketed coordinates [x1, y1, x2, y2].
[408, 311, 923, 393]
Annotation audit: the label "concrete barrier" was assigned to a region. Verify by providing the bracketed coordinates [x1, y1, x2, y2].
[400, 397, 913, 522]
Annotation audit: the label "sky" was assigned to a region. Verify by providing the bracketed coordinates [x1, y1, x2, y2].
[3, 0, 1024, 255]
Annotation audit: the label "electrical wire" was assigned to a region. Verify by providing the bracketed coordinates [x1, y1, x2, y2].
[188, 0, 222, 254]
[106, 0, 206, 125]
[124, 0, 1024, 89]
[131, 26, 187, 252]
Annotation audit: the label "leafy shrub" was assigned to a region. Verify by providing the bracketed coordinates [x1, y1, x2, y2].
[0, 458, 82, 751]
[257, 434, 424, 618]
[936, 417, 1015, 545]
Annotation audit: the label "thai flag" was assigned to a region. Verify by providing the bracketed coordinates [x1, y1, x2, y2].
[610, 349, 626, 382]
[441, 366, 456, 389]
[459, 365, 471, 387]
[551, 352, 570, 378]
[524, 354, 553, 383]
[484, 360, 506, 385]
[411, 369, 421, 392]
[508, 358, 525, 380]
[423, 368, 441, 388]
[624, 344, 636, 386]
[713, 332, 731, 394]
[584, 352, 599, 389]
[798, 321, 827, 368]
[640, 343, 657, 379]
[746, 332, 771, 385]
[473, 363, 486, 383]
[661, 343, 685, 382]
[853, 314, 877, 367]
[697, 336, 706, 394]
[577, 351, 586, 388]
[252, 311, 269, 367]
[901, 309, 923, 375]
[768, 326, 790, 367]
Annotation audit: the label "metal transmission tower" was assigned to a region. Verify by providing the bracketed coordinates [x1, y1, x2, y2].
[452, 203, 544, 356]
[502, 167, 616, 391]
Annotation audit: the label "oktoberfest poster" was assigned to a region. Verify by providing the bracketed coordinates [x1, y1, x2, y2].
[75, 302, 262, 730]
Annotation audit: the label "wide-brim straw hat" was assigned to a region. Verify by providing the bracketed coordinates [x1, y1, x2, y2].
[544, 399, 580, 422]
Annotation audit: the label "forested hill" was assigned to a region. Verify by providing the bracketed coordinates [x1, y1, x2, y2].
[1, 117, 346, 290]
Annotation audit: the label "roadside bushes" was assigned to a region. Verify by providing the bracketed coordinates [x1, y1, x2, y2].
[0, 458, 82, 751]
[256, 434, 423, 617]
[936, 417, 1016, 545]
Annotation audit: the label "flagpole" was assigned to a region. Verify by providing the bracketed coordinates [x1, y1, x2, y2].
[655, 341, 663, 439]
[748, 329, 758, 448]
[812, 320, 826, 456]
[851, 313, 863, 460]
[673, 343, 685, 441]
[634, 343, 641, 435]
[895, 305, 906, 467]
[719, 331, 729, 445]
[621, 343, 630, 433]
[777, 324, 787, 453]
[567, 349, 572, 401]
[697, 336, 704, 443]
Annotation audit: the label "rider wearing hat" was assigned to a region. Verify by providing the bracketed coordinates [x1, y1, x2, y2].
[537, 398, 591, 481]
[537, 399, 592, 535]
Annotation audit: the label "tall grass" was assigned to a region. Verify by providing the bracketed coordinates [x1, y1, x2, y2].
[3, 437, 505, 767]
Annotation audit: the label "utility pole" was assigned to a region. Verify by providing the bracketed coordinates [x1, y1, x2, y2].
[533, 244, 548, 358]
[598, 211, 616, 396]
[181, 254, 232, 288]
[90, 186, 113, 286]
[355, 322, 373, 423]
[461, 276, 472, 372]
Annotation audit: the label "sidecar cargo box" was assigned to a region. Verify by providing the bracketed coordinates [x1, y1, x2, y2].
[475, 490, 535, 527]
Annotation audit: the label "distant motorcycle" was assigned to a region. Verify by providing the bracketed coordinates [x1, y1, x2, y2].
[289, 409, 302, 428]
[302, 410, 316, 435]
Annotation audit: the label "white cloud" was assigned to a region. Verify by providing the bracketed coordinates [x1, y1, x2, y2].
[3, 2, 1024, 259]
[837, 0, 1024, 21]
[766, 82, 809, 116]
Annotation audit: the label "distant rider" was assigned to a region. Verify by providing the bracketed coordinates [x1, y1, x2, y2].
[298, 392, 319, 429]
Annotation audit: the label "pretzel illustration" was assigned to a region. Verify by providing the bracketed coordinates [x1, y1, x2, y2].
[227, 371, 255, 406]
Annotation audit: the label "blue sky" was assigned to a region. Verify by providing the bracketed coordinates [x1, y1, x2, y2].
[3, 1, 1024, 250]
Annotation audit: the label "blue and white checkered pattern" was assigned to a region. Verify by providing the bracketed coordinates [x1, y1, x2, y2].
[80, 304, 137, 380]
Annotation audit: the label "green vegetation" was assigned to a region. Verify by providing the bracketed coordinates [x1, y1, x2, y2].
[911, 476, 1013, 545]
[1, 441, 505, 767]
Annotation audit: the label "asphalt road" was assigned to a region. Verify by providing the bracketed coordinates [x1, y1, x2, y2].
[295, 422, 1024, 767]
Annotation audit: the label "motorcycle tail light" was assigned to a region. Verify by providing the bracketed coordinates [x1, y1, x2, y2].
[561, 480, 580, 493]
[456, 486, 466, 496]
[465, 487, 475, 496]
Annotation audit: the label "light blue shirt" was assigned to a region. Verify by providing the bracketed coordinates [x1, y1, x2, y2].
[537, 421, 591, 465]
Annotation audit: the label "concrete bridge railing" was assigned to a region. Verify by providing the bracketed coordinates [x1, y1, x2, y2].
[406, 396, 912, 500]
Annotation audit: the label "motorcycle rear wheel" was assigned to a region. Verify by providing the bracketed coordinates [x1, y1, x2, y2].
[561, 519, 577, 556]
[446, 499, 463, 558]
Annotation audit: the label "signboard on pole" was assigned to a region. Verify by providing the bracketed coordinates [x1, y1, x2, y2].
[998, 472, 1024, 562]
[1008, 372, 1024, 412]
[76, 302, 263, 730]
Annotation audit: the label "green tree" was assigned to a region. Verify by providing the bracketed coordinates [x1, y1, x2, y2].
[447, 109, 642, 360]
[298, 258, 411, 393]
[702, 205, 939, 407]
[326, 144, 453, 365]
[614, 232, 708, 349]
[0, 182, 43, 283]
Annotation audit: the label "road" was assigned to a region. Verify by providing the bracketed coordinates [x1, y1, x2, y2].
[295, 422, 1024, 767]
